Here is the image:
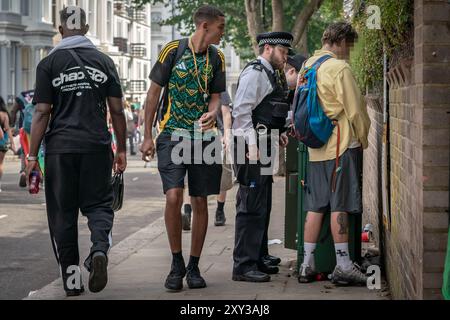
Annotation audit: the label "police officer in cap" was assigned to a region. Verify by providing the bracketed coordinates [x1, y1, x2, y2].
[231, 31, 292, 282]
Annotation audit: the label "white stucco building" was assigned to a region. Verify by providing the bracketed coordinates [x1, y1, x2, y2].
[0, 0, 152, 104]
[0, 0, 54, 103]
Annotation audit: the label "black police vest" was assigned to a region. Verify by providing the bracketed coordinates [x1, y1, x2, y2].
[238, 59, 290, 131]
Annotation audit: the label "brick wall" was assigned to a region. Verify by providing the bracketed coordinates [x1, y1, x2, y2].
[362, 97, 383, 247]
[416, 0, 450, 300]
[386, 65, 424, 299]
[363, 0, 450, 300]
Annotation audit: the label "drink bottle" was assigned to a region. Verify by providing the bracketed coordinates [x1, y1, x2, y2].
[29, 170, 40, 194]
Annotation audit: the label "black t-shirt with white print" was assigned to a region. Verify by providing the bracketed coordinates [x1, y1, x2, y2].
[33, 47, 123, 154]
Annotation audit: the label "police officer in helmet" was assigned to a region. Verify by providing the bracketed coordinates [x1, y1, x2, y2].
[231, 32, 292, 282]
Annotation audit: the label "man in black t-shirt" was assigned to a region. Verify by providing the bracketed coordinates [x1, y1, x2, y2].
[26, 6, 127, 297]
[140, 5, 226, 291]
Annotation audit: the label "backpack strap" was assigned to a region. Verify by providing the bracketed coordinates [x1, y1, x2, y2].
[310, 54, 333, 71]
[153, 38, 188, 128]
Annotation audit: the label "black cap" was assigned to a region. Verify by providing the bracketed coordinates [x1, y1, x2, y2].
[256, 31, 293, 48]
[287, 54, 307, 72]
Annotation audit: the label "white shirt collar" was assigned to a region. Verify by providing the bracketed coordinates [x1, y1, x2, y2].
[257, 56, 274, 73]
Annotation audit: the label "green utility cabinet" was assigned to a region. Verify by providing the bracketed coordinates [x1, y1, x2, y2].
[284, 137, 362, 274]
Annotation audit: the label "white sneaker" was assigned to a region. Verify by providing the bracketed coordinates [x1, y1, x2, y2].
[331, 263, 368, 286]
[298, 264, 317, 283]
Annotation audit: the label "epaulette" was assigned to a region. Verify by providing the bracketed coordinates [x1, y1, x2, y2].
[248, 59, 263, 72]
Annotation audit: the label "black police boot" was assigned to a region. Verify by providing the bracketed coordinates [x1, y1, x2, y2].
[232, 270, 271, 282]
[186, 264, 207, 289]
[263, 254, 281, 266]
[214, 208, 226, 226]
[258, 262, 279, 274]
[88, 251, 108, 293]
[165, 254, 186, 291]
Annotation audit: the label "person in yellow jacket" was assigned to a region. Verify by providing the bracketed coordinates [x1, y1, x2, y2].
[298, 22, 371, 286]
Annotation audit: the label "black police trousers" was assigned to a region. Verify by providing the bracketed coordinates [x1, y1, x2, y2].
[44, 152, 114, 277]
[233, 168, 273, 275]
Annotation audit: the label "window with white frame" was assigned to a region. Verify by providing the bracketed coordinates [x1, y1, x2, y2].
[151, 12, 162, 32]
[117, 20, 123, 38]
[20, 0, 30, 16]
[1, 0, 11, 11]
[88, 0, 96, 35]
[42, 0, 52, 23]
[52, 0, 57, 27]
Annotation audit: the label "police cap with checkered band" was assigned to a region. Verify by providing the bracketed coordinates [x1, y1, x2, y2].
[257, 31, 293, 48]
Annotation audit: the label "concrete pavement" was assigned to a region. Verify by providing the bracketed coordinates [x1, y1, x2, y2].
[24, 175, 388, 300]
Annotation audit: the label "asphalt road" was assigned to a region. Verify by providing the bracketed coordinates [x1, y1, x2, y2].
[0, 153, 165, 300]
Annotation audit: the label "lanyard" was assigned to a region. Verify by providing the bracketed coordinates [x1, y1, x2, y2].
[189, 36, 209, 102]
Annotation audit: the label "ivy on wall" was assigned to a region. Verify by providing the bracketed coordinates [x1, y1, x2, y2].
[350, 0, 414, 93]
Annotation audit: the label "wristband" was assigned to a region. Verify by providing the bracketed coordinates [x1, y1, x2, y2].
[27, 155, 38, 161]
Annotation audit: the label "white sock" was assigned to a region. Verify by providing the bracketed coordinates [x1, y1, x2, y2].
[335, 243, 353, 271]
[302, 242, 316, 271]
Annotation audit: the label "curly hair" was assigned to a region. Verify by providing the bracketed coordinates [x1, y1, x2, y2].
[321, 22, 358, 46]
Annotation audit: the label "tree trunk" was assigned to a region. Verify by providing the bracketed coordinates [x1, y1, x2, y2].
[295, 31, 308, 56]
[245, 0, 264, 56]
[291, 0, 324, 49]
[272, 0, 284, 31]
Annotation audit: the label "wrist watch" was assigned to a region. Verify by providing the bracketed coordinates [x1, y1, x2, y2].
[27, 155, 38, 161]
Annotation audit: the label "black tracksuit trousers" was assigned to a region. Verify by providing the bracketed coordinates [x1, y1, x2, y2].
[45, 152, 114, 277]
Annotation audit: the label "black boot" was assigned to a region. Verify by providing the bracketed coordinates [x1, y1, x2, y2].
[214, 208, 226, 226]
[165, 253, 186, 291]
[186, 256, 206, 289]
[214, 201, 226, 226]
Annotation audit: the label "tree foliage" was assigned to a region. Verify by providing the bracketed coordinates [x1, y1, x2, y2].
[349, 0, 414, 92]
[134, 0, 342, 60]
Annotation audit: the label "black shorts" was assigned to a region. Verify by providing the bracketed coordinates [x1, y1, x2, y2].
[156, 133, 222, 197]
[304, 147, 363, 214]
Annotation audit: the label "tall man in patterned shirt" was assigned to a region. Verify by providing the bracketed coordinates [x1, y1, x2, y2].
[140, 5, 226, 291]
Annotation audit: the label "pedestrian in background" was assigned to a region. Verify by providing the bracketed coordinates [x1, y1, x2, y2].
[26, 6, 127, 296]
[0, 96, 16, 192]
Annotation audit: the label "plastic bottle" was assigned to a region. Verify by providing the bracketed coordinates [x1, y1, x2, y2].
[29, 171, 40, 194]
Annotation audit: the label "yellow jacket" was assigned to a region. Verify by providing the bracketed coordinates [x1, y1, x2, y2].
[303, 50, 371, 162]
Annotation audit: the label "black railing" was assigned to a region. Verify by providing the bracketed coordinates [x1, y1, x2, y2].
[131, 43, 146, 58]
[129, 8, 146, 22]
[130, 80, 147, 92]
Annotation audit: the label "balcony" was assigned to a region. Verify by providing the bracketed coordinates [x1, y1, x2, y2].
[129, 8, 147, 23]
[130, 80, 147, 93]
[114, 0, 129, 16]
[114, 37, 128, 54]
[131, 43, 146, 58]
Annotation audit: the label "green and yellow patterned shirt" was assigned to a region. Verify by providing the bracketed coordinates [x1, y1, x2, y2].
[149, 39, 226, 139]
